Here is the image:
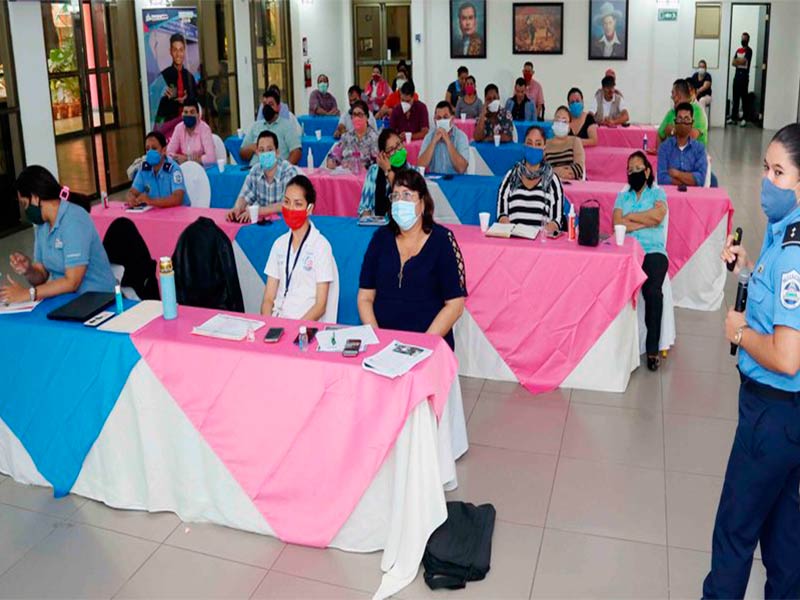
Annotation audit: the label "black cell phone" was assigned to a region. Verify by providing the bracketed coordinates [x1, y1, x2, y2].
[293, 327, 319, 345]
[343, 339, 361, 357]
[727, 227, 743, 272]
[264, 327, 284, 343]
[677, 184, 688, 192]
[442, 174, 454, 180]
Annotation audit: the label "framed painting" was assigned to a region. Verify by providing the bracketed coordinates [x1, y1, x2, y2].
[513, 3, 564, 55]
[450, 0, 487, 59]
[588, 0, 629, 60]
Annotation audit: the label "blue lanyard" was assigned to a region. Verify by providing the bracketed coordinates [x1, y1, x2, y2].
[284, 226, 311, 297]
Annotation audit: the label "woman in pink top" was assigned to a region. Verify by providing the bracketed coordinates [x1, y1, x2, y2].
[166, 100, 217, 166]
[364, 65, 391, 115]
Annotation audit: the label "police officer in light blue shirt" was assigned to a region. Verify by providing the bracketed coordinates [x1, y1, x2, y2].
[0, 166, 115, 305]
[704, 123, 800, 599]
[127, 130, 189, 208]
[417, 101, 470, 175]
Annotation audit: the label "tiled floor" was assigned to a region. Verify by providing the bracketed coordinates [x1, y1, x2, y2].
[0, 126, 778, 598]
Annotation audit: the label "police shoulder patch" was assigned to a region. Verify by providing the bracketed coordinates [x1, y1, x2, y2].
[173, 170, 184, 185]
[782, 221, 800, 247]
[780, 270, 800, 309]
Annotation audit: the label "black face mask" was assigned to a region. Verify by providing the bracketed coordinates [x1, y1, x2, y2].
[262, 105, 276, 122]
[741, 38, 748, 46]
[627, 170, 647, 191]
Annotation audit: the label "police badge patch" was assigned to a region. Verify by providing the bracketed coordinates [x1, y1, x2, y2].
[173, 170, 184, 185]
[780, 270, 800, 309]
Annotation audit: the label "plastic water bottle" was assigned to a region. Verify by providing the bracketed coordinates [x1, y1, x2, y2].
[159, 257, 178, 320]
[642, 133, 648, 152]
[307, 148, 314, 172]
[101, 191, 109, 209]
[298, 326, 309, 352]
[114, 284, 124, 314]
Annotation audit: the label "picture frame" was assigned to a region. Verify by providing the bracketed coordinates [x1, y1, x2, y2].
[588, 0, 629, 60]
[450, 0, 487, 59]
[512, 3, 564, 55]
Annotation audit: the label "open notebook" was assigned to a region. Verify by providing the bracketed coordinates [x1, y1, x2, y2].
[484, 222, 540, 240]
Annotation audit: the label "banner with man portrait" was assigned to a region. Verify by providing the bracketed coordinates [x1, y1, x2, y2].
[142, 7, 200, 136]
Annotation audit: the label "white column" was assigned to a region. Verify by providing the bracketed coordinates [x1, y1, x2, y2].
[233, 0, 255, 131]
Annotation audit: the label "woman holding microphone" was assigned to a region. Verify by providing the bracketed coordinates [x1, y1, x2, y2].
[704, 123, 800, 599]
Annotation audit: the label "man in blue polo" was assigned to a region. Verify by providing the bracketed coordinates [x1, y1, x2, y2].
[127, 131, 189, 208]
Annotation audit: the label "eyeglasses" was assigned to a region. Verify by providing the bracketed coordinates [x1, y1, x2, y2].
[389, 191, 419, 203]
[675, 118, 694, 125]
[385, 142, 404, 155]
[351, 111, 367, 118]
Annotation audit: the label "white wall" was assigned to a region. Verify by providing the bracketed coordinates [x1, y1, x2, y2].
[7, 1, 58, 177]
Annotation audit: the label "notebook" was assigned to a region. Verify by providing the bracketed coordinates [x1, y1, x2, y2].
[47, 292, 115, 321]
[484, 222, 540, 240]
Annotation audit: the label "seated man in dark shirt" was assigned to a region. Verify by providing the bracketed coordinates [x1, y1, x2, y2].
[389, 81, 430, 141]
[155, 33, 198, 126]
[504, 78, 535, 122]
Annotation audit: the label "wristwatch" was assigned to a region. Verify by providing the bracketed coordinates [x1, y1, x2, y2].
[29, 286, 36, 302]
[734, 325, 747, 346]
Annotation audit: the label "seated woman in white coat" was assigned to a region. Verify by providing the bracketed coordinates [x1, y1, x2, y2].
[261, 175, 337, 321]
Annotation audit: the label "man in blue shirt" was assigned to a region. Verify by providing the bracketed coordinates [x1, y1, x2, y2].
[417, 101, 470, 175]
[657, 103, 707, 186]
[242, 88, 302, 166]
[127, 131, 189, 208]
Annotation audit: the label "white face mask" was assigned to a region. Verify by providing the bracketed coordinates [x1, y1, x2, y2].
[488, 99, 501, 113]
[401, 101, 412, 114]
[436, 118, 452, 132]
[396, 78, 407, 88]
[698, 68, 707, 76]
[552, 120, 570, 138]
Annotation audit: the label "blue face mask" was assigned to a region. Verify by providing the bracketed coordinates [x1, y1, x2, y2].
[182, 115, 197, 129]
[259, 150, 277, 170]
[523, 146, 544, 166]
[391, 200, 419, 231]
[761, 177, 799, 223]
[145, 149, 162, 167]
[569, 101, 584, 119]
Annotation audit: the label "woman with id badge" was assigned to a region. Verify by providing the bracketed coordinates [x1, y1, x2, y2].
[704, 123, 800, 599]
[260, 175, 337, 322]
[0, 166, 115, 304]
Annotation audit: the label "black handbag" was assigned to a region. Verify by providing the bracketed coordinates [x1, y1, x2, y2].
[578, 198, 600, 247]
[422, 501, 496, 590]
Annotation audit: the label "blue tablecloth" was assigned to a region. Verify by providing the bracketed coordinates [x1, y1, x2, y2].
[514, 120, 554, 141]
[472, 142, 526, 176]
[223, 135, 334, 169]
[235, 216, 375, 326]
[0, 295, 140, 496]
[298, 115, 339, 137]
[207, 164, 249, 208]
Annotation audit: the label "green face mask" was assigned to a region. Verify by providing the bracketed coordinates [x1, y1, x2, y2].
[389, 147, 407, 168]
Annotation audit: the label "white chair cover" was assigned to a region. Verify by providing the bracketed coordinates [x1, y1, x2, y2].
[179, 161, 211, 208]
[212, 134, 227, 162]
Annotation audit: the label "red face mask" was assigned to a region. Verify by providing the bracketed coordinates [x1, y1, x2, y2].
[464, 84, 476, 95]
[372, 73, 380, 82]
[282, 207, 308, 230]
[523, 71, 533, 83]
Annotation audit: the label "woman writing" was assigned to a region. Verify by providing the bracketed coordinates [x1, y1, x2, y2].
[612, 152, 668, 371]
[704, 122, 800, 598]
[545, 106, 586, 181]
[497, 126, 565, 232]
[0, 166, 115, 304]
[566, 87, 598, 147]
[358, 169, 466, 350]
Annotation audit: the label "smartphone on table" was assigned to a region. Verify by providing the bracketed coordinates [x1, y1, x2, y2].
[264, 327, 284, 343]
[342, 339, 362, 357]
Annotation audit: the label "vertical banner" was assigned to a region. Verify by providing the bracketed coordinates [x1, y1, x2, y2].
[142, 7, 200, 137]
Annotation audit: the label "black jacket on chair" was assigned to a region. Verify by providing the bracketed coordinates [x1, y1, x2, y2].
[102, 217, 160, 300]
[172, 217, 244, 312]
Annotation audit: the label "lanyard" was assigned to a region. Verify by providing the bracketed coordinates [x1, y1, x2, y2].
[284, 226, 312, 297]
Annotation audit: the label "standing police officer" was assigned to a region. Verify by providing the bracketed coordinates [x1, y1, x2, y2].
[704, 122, 800, 598]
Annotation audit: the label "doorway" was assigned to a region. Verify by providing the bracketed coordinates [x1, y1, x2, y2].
[726, 3, 770, 127]
[251, 0, 293, 113]
[42, 0, 145, 198]
[352, 1, 412, 92]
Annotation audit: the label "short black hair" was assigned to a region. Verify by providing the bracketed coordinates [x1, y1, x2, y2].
[466, 75, 476, 85]
[349, 99, 369, 116]
[673, 79, 690, 98]
[183, 99, 199, 111]
[628, 151, 655, 187]
[524, 125, 547, 143]
[698, 59, 707, 67]
[435, 100, 454, 114]
[515, 77, 526, 88]
[484, 83, 499, 96]
[459, 2, 476, 16]
[742, 32, 750, 39]
[675, 102, 694, 119]
[373, 64, 383, 74]
[145, 130, 167, 148]
[524, 61, 534, 68]
[771, 123, 800, 173]
[457, 66, 469, 76]
[400, 81, 415, 96]
[601, 75, 615, 89]
[286, 174, 316, 205]
[389, 169, 434, 235]
[257, 130, 279, 149]
[555, 105, 572, 121]
[348, 85, 363, 96]
[567, 87, 583, 101]
[264, 88, 281, 104]
[169, 33, 185, 47]
[378, 128, 401, 152]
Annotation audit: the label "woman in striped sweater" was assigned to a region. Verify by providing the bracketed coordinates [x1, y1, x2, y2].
[497, 125, 565, 232]
[545, 106, 586, 181]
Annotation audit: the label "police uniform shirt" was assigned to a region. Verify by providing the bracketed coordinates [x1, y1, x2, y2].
[34, 200, 116, 294]
[131, 157, 190, 206]
[739, 204, 800, 390]
[264, 223, 335, 319]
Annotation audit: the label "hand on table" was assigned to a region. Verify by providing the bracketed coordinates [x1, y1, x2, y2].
[544, 221, 559, 234]
[498, 216, 510, 224]
[0, 274, 28, 304]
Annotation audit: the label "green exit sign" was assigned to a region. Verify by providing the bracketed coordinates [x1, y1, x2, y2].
[658, 8, 678, 21]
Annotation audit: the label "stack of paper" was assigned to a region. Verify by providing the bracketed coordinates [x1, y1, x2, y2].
[191, 314, 266, 341]
[0, 300, 40, 315]
[362, 340, 433, 379]
[316, 325, 379, 352]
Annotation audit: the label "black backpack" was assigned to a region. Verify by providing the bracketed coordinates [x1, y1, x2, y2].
[422, 501, 496, 590]
[578, 198, 600, 247]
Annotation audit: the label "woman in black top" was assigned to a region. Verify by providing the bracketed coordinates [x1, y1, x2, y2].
[690, 59, 713, 110]
[566, 87, 598, 146]
[358, 169, 467, 349]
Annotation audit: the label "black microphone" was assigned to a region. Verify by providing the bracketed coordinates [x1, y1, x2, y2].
[727, 227, 743, 272]
[730, 268, 750, 356]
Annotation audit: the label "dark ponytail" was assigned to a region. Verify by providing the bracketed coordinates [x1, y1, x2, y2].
[15, 165, 91, 213]
[771, 123, 800, 173]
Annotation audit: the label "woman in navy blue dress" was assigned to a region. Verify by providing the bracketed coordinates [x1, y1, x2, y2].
[358, 169, 467, 349]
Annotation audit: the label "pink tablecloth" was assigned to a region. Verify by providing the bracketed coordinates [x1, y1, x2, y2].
[562, 181, 734, 278]
[306, 170, 365, 216]
[130, 306, 456, 546]
[91, 204, 241, 259]
[584, 146, 636, 183]
[450, 224, 646, 394]
[405, 139, 424, 165]
[454, 118, 477, 139]
[596, 125, 658, 149]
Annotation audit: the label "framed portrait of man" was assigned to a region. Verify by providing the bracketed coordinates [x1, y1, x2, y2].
[512, 3, 564, 55]
[588, 0, 628, 60]
[450, 0, 487, 59]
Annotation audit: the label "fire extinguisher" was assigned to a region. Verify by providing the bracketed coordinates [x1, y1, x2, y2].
[304, 60, 312, 88]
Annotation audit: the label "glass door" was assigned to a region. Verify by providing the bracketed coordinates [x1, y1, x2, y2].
[251, 0, 293, 113]
[0, 0, 25, 235]
[42, 1, 145, 197]
[353, 1, 412, 90]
